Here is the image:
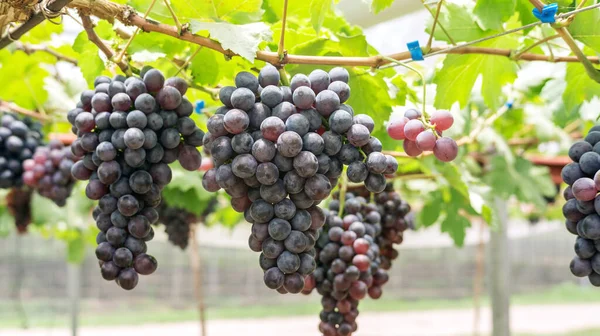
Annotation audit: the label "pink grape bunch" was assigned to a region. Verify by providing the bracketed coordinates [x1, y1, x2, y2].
[303, 193, 391, 336]
[22, 139, 80, 206]
[561, 124, 600, 287]
[386, 108, 458, 162]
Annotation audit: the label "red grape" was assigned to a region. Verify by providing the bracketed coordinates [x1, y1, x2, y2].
[433, 137, 458, 162]
[430, 109, 454, 131]
[572, 177, 597, 201]
[368, 285, 383, 299]
[403, 119, 425, 141]
[352, 238, 369, 254]
[341, 231, 357, 245]
[349, 280, 367, 300]
[386, 117, 409, 140]
[404, 108, 422, 120]
[415, 129, 436, 151]
[403, 140, 422, 157]
[352, 254, 370, 272]
[23, 159, 35, 171]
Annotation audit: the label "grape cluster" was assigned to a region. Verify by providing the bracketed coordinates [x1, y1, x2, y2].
[561, 125, 600, 287]
[0, 113, 43, 188]
[386, 108, 458, 162]
[303, 194, 389, 336]
[156, 197, 217, 250]
[22, 139, 80, 206]
[351, 184, 414, 270]
[201, 65, 397, 292]
[7, 187, 33, 233]
[68, 70, 204, 290]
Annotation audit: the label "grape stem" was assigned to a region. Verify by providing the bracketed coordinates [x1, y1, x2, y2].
[162, 0, 182, 33]
[277, 0, 289, 62]
[79, 13, 132, 76]
[424, 0, 453, 49]
[114, 0, 157, 65]
[381, 56, 429, 120]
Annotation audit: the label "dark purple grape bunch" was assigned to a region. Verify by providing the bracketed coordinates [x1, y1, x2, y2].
[68, 70, 204, 290]
[156, 197, 217, 249]
[22, 139, 80, 206]
[201, 65, 396, 292]
[561, 124, 600, 287]
[0, 113, 43, 188]
[303, 194, 389, 336]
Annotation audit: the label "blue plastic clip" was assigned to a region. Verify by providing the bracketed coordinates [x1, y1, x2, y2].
[532, 3, 558, 24]
[407, 41, 424, 61]
[195, 100, 205, 114]
[505, 100, 514, 109]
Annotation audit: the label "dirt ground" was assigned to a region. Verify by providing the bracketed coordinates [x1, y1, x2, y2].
[2, 303, 600, 336]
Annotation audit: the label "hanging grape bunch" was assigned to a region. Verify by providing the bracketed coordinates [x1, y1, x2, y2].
[303, 193, 389, 336]
[22, 139, 80, 206]
[0, 113, 43, 188]
[156, 197, 218, 250]
[201, 65, 397, 293]
[68, 69, 204, 290]
[561, 124, 600, 287]
[351, 184, 414, 270]
[7, 187, 33, 233]
[386, 108, 458, 162]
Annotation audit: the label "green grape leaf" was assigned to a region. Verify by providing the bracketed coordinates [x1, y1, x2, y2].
[370, 0, 395, 14]
[515, 0, 538, 32]
[419, 194, 442, 227]
[189, 21, 272, 62]
[190, 48, 223, 86]
[67, 233, 86, 264]
[346, 70, 393, 134]
[310, 0, 333, 33]
[434, 36, 518, 110]
[438, 163, 469, 199]
[473, 0, 516, 30]
[569, 7, 600, 53]
[128, 32, 187, 57]
[161, 163, 215, 216]
[72, 32, 105, 86]
[171, 0, 263, 24]
[441, 213, 470, 247]
[563, 62, 600, 114]
[0, 50, 49, 110]
[425, 2, 488, 43]
[469, 190, 493, 224]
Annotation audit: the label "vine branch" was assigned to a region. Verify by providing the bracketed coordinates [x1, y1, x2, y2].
[0, 100, 51, 121]
[0, 0, 72, 49]
[14, 41, 78, 64]
[63, 0, 600, 69]
[79, 14, 131, 75]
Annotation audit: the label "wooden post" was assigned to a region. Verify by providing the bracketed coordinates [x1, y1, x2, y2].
[67, 263, 81, 336]
[489, 197, 511, 336]
[189, 223, 207, 336]
[472, 219, 486, 336]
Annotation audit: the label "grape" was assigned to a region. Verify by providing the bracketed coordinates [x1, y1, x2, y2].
[329, 67, 349, 83]
[303, 132, 325, 155]
[142, 69, 165, 93]
[260, 85, 284, 108]
[134, 254, 158, 275]
[575, 237, 596, 259]
[261, 116, 286, 142]
[231, 154, 258, 179]
[294, 151, 319, 178]
[260, 179, 288, 204]
[328, 110, 352, 134]
[285, 114, 310, 136]
[328, 81, 350, 103]
[415, 129, 436, 151]
[585, 131, 600, 146]
[562, 163, 585, 185]
[219, 86, 236, 107]
[304, 174, 332, 200]
[366, 153, 387, 174]
[235, 71, 259, 94]
[579, 152, 600, 175]
[572, 178, 598, 201]
[134, 93, 156, 114]
[433, 137, 458, 162]
[231, 133, 254, 154]
[322, 131, 342, 156]
[164, 77, 188, 95]
[274, 199, 297, 221]
[387, 117, 409, 141]
[259, 64, 280, 87]
[157, 86, 182, 110]
[337, 144, 362, 165]
[346, 124, 371, 147]
[292, 86, 316, 109]
[316, 90, 341, 117]
[252, 139, 277, 163]
[126, 79, 147, 101]
[223, 109, 250, 134]
[92, 92, 112, 113]
[365, 173, 386, 193]
[309, 69, 330, 94]
[291, 74, 311, 92]
[284, 170, 306, 194]
[430, 110, 454, 131]
[247, 103, 271, 129]
[256, 162, 279, 185]
[175, 97, 193, 117]
[403, 119, 425, 141]
[300, 108, 322, 131]
[571, 257, 593, 277]
[404, 108, 422, 120]
[272, 102, 297, 122]
[264, 267, 285, 289]
[230, 88, 256, 111]
[98, 161, 121, 185]
[277, 131, 303, 158]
